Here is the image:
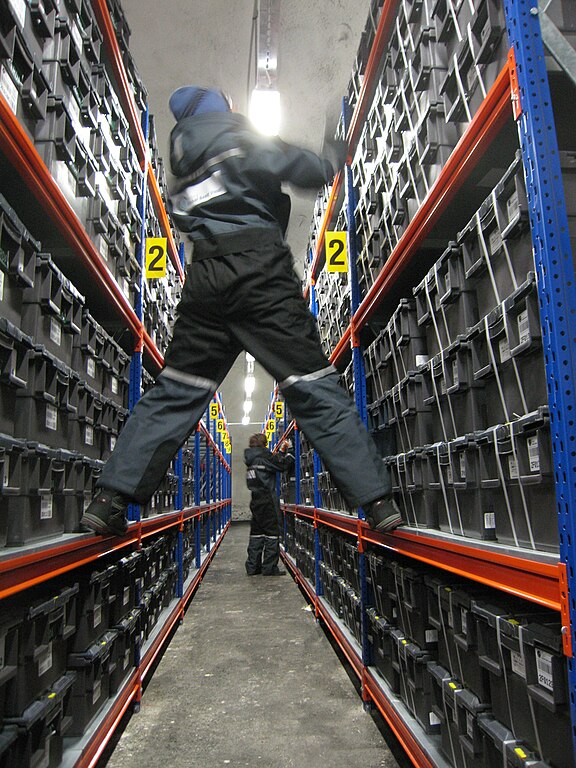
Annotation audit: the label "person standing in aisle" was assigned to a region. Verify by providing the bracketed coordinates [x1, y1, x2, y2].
[244, 434, 294, 576]
[81, 86, 403, 537]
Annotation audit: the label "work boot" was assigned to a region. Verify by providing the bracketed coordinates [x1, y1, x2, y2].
[80, 489, 130, 536]
[364, 497, 404, 533]
[262, 567, 287, 576]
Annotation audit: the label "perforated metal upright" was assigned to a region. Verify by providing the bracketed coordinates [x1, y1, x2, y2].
[504, 0, 576, 758]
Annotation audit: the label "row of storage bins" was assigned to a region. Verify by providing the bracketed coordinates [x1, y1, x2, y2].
[0, 0, 182, 355]
[286, 517, 572, 768]
[0, 521, 210, 767]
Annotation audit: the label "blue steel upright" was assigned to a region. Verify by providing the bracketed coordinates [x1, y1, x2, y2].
[127, 107, 150, 523]
[342, 98, 372, 667]
[504, 1, 576, 760]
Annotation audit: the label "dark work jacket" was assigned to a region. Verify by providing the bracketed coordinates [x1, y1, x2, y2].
[244, 447, 295, 494]
[169, 112, 335, 242]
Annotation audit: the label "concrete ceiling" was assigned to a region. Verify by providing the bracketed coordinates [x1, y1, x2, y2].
[121, 0, 370, 431]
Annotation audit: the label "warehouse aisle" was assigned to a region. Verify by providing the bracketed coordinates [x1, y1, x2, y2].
[105, 523, 400, 768]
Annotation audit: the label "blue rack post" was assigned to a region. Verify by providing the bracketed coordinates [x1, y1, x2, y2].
[504, 1, 576, 759]
[309, 274, 324, 598]
[127, 107, 150, 523]
[194, 427, 202, 568]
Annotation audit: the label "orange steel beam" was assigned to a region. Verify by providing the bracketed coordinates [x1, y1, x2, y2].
[91, 1, 183, 279]
[362, 526, 562, 611]
[0, 531, 139, 600]
[75, 672, 140, 768]
[364, 670, 438, 768]
[355, 63, 513, 330]
[0, 94, 142, 337]
[91, 0, 146, 160]
[346, 0, 401, 150]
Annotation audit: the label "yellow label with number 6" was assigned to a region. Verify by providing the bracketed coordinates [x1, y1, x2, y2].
[326, 232, 348, 273]
[216, 418, 225, 434]
[267, 419, 276, 433]
[145, 237, 167, 278]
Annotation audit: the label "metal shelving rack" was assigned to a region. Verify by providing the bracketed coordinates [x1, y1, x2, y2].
[0, 1, 232, 764]
[273, 1, 576, 765]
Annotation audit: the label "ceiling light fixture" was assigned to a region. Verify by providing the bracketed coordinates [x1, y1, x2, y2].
[247, 0, 281, 135]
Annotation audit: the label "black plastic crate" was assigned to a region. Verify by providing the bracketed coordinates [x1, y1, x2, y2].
[67, 629, 117, 737]
[0, 195, 38, 327]
[404, 447, 438, 527]
[393, 563, 438, 651]
[4, 442, 72, 546]
[0, 318, 34, 436]
[476, 410, 557, 552]
[366, 551, 398, 623]
[478, 715, 555, 768]
[110, 552, 142, 626]
[3, 671, 75, 768]
[447, 433, 496, 541]
[109, 608, 140, 695]
[72, 564, 118, 653]
[5, 583, 78, 717]
[0, 611, 20, 727]
[367, 609, 400, 693]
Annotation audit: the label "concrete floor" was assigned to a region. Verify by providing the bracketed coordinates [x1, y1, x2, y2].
[105, 523, 403, 768]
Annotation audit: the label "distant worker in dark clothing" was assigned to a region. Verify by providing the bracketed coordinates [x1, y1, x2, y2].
[245, 434, 294, 576]
[81, 85, 403, 537]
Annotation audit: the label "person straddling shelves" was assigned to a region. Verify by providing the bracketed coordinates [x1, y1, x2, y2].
[244, 434, 294, 576]
[80, 85, 404, 538]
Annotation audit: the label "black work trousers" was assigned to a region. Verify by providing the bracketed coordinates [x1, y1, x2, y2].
[245, 490, 281, 575]
[98, 231, 391, 507]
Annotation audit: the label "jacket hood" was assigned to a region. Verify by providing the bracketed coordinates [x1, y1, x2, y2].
[244, 446, 267, 465]
[169, 86, 231, 120]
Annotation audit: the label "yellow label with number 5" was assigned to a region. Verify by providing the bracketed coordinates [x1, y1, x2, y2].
[326, 232, 348, 273]
[145, 237, 167, 279]
[209, 403, 219, 419]
[274, 401, 284, 419]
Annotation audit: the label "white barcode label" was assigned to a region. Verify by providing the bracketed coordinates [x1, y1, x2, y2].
[8, 0, 26, 28]
[466, 65, 476, 91]
[46, 404, 58, 431]
[123, 648, 130, 669]
[440, 376, 447, 395]
[0, 633, 5, 669]
[415, 354, 429, 368]
[50, 318, 62, 346]
[517, 309, 530, 345]
[2, 456, 9, 489]
[448, 608, 454, 628]
[98, 235, 109, 262]
[528, 436, 540, 472]
[40, 497, 53, 519]
[446, 465, 453, 484]
[452, 359, 459, 387]
[37, 642, 53, 677]
[467, 711, 474, 739]
[508, 456, 519, 479]
[123, 586, 131, 605]
[461, 609, 468, 635]
[484, 512, 496, 529]
[511, 650, 526, 679]
[0, 67, 18, 115]
[499, 338, 511, 363]
[87, 357, 96, 378]
[71, 23, 84, 56]
[425, 629, 438, 643]
[444, 270, 451, 294]
[429, 712, 441, 726]
[111, 376, 119, 394]
[0, 270, 4, 300]
[110, 435, 117, 451]
[93, 604, 102, 628]
[536, 649, 554, 692]
[460, 454, 467, 479]
[507, 190, 520, 222]
[85, 425, 94, 446]
[489, 229, 503, 255]
[121, 276, 130, 299]
[93, 679, 102, 705]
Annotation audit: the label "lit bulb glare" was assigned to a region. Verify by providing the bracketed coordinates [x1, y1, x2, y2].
[243, 399, 253, 414]
[249, 89, 281, 135]
[242, 415, 250, 425]
[245, 353, 255, 363]
[244, 375, 256, 396]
